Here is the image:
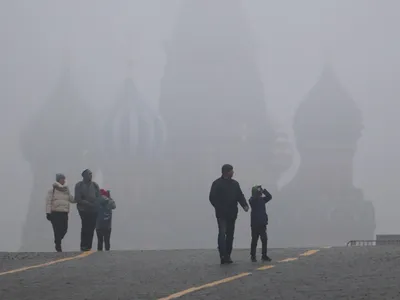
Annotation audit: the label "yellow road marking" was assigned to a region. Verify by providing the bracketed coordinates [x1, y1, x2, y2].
[278, 257, 298, 262]
[299, 249, 320, 256]
[0, 251, 94, 276]
[257, 265, 275, 270]
[159, 248, 325, 299]
[158, 272, 251, 300]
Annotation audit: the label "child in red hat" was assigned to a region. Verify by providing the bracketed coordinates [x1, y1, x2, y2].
[96, 189, 116, 251]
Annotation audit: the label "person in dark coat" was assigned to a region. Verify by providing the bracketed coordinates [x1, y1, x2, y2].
[209, 164, 249, 264]
[96, 189, 116, 251]
[249, 185, 272, 262]
[74, 169, 100, 251]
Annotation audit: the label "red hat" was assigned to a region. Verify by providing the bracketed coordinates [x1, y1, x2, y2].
[100, 189, 109, 197]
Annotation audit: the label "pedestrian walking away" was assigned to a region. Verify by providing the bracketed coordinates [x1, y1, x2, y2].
[209, 164, 249, 264]
[96, 189, 116, 251]
[45, 173, 76, 252]
[75, 169, 100, 251]
[249, 185, 272, 262]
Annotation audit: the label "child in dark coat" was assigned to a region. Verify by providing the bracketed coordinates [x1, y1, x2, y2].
[249, 185, 272, 262]
[96, 189, 116, 251]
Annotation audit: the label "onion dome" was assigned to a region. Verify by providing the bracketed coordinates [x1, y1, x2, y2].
[20, 66, 97, 171]
[103, 77, 166, 162]
[293, 64, 363, 152]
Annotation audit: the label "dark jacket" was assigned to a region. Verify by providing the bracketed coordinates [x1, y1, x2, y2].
[74, 181, 100, 212]
[209, 176, 248, 219]
[249, 196, 271, 227]
[96, 195, 116, 229]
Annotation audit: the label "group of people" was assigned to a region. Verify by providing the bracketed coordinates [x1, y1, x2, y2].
[209, 164, 272, 264]
[46, 164, 271, 265]
[45, 169, 116, 252]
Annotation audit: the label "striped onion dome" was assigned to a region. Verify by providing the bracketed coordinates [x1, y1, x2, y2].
[103, 77, 166, 161]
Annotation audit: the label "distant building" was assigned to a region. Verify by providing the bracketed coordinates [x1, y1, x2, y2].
[270, 65, 376, 247]
[158, 0, 291, 248]
[100, 66, 166, 249]
[20, 65, 97, 251]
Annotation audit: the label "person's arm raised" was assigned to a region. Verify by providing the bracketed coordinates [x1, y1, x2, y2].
[262, 188, 272, 203]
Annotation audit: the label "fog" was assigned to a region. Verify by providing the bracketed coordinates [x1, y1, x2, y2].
[0, 0, 399, 251]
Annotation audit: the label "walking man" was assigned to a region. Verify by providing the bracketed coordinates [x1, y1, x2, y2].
[209, 164, 249, 264]
[75, 169, 100, 251]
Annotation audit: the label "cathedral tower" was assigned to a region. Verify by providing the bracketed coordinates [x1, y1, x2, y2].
[158, 0, 289, 248]
[20, 64, 97, 251]
[271, 65, 375, 247]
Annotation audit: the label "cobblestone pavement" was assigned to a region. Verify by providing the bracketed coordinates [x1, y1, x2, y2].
[0, 246, 399, 299]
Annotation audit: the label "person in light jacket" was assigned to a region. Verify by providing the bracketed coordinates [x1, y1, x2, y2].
[46, 173, 75, 252]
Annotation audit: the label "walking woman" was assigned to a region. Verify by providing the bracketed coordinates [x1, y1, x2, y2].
[46, 173, 76, 252]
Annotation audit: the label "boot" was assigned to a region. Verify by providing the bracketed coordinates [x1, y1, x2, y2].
[225, 255, 233, 264]
[262, 255, 272, 262]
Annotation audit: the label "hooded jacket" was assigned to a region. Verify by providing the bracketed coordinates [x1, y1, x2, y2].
[46, 182, 75, 214]
[74, 180, 100, 212]
[249, 195, 271, 227]
[96, 195, 116, 229]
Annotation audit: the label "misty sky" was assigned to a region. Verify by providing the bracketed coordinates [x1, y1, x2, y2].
[0, 0, 399, 250]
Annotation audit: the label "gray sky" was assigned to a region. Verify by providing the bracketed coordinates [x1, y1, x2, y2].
[0, 0, 399, 250]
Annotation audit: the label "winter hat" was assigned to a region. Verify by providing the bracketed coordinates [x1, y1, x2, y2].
[100, 189, 109, 197]
[251, 185, 262, 196]
[81, 169, 92, 177]
[55, 173, 66, 183]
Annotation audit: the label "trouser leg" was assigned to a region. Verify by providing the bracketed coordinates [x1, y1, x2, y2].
[260, 225, 268, 257]
[217, 218, 227, 258]
[250, 226, 260, 257]
[79, 211, 88, 250]
[59, 212, 68, 241]
[96, 229, 104, 250]
[104, 228, 111, 251]
[50, 214, 61, 246]
[86, 213, 98, 250]
[225, 218, 236, 257]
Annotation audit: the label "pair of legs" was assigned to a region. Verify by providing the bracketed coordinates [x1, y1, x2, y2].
[250, 224, 270, 261]
[50, 212, 68, 252]
[96, 228, 112, 251]
[217, 217, 236, 263]
[78, 211, 97, 251]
